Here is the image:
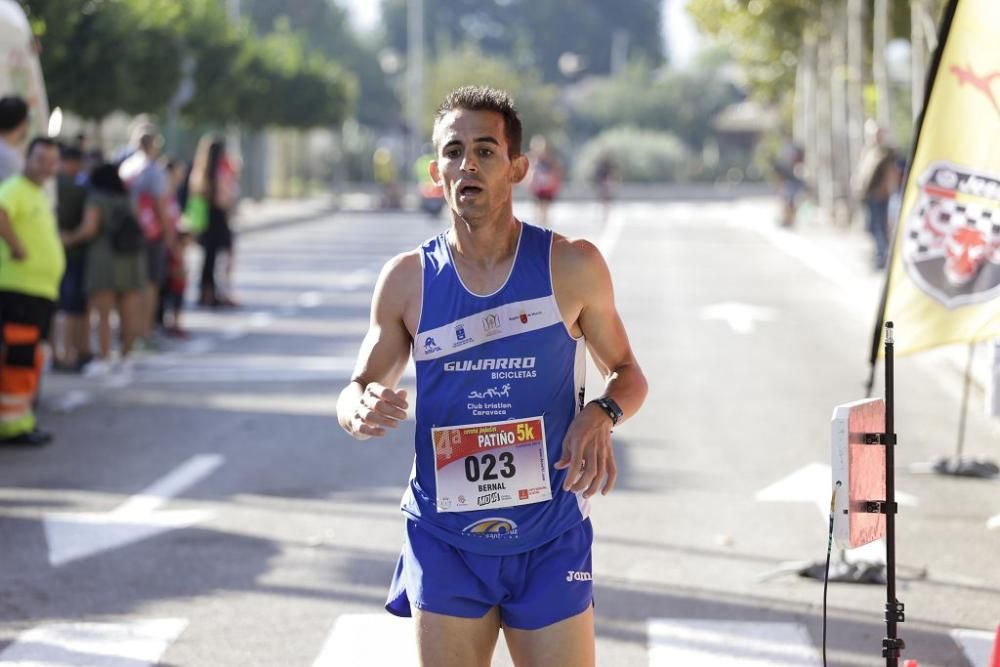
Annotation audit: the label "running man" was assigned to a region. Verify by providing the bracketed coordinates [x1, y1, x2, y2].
[336, 86, 647, 667]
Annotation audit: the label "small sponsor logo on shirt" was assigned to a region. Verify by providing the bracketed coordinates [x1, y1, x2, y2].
[518, 489, 529, 500]
[467, 384, 512, 400]
[509, 309, 542, 325]
[566, 570, 593, 582]
[463, 518, 518, 539]
[444, 357, 535, 372]
[482, 312, 502, 335]
[455, 323, 466, 341]
[423, 336, 442, 354]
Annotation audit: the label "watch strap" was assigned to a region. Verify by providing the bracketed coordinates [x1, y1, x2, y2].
[589, 397, 623, 426]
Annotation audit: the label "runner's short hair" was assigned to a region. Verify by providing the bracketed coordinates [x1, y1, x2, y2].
[433, 86, 522, 158]
[0, 96, 28, 132]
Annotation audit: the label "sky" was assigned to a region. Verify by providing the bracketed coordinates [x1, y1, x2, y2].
[335, 0, 702, 69]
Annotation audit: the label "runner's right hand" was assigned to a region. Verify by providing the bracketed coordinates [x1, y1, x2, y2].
[350, 383, 409, 439]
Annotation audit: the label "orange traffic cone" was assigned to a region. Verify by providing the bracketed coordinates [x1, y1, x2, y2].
[902, 660, 919, 667]
[989, 624, 1000, 667]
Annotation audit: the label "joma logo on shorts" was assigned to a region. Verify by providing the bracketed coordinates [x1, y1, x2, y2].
[566, 570, 593, 582]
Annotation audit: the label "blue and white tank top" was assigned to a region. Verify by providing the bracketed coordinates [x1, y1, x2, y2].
[402, 221, 588, 555]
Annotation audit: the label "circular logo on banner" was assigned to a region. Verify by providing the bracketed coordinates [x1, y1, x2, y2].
[901, 161, 1000, 308]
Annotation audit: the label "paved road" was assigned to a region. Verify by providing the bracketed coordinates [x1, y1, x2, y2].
[0, 198, 996, 666]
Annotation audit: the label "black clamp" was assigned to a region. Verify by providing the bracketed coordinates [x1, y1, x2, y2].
[885, 601, 905, 623]
[864, 432, 897, 445]
[864, 500, 898, 514]
[882, 637, 906, 657]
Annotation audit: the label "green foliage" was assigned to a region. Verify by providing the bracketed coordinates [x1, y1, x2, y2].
[382, 0, 663, 83]
[686, 0, 953, 105]
[687, 0, 817, 103]
[242, 0, 400, 129]
[22, 0, 356, 127]
[569, 61, 741, 150]
[574, 126, 690, 183]
[25, 0, 183, 118]
[424, 45, 563, 148]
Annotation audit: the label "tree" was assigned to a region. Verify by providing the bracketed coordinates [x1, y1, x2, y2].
[242, 0, 400, 129]
[381, 0, 663, 83]
[569, 61, 741, 151]
[423, 45, 563, 145]
[23, 0, 356, 129]
[26, 0, 183, 118]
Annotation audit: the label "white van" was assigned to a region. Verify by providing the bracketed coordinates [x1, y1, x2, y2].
[0, 0, 48, 137]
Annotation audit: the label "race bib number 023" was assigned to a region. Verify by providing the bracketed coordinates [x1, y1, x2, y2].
[432, 416, 551, 513]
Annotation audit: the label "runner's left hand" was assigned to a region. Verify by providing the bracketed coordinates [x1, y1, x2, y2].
[554, 403, 617, 498]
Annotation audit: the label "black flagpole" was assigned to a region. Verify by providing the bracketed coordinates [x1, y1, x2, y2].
[865, 0, 961, 397]
[882, 322, 904, 666]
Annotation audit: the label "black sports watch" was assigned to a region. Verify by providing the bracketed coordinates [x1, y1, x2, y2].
[588, 397, 623, 426]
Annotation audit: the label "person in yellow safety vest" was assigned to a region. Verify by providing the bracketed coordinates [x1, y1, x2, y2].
[413, 147, 444, 217]
[0, 137, 64, 446]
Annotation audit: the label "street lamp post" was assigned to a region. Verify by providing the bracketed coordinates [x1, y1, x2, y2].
[407, 0, 425, 188]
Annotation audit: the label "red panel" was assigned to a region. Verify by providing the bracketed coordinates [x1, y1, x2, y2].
[847, 400, 887, 548]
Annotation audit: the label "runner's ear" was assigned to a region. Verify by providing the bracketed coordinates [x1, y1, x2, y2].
[429, 159, 442, 186]
[511, 154, 528, 184]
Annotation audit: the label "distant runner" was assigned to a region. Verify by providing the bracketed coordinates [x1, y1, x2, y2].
[337, 86, 647, 667]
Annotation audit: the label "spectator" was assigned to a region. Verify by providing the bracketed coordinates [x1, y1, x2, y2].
[527, 135, 562, 228]
[189, 136, 239, 308]
[773, 142, 806, 228]
[159, 158, 189, 338]
[0, 96, 29, 182]
[119, 126, 175, 349]
[61, 164, 146, 373]
[0, 137, 65, 445]
[854, 121, 901, 270]
[592, 152, 620, 224]
[54, 144, 92, 372]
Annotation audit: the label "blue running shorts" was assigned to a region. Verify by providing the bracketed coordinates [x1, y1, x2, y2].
[386, 518, 594, 631]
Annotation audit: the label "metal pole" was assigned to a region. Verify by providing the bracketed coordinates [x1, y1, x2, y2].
[873, 0, 891, 131]
[883, 321, 901, 666]
[407, 0, 425, 184]
[955, 342, 975, 460]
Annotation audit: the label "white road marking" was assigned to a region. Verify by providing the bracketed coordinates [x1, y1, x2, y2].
[44, 454, 223, 566]
[48, 390, 93, 413]
[221, 326, 247, 340]
[124, 354, 412, 384]
[0, 618, 187, 666]
[950, 627, 997, 667]
[988, 513, 1000, 530]
[597, 209, 627, 259]
[249, 311, 274, 328]
[755, 463, 918, 519]
[313, 614, 515, 666]
[648, 620, 820, 666]
[175, 338, 215, 355]
[698, 302, 777, 334]
[312, 614, 418, 667]
[298, 291, 324, 308]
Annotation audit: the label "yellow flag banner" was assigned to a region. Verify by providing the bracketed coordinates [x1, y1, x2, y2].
[877, 0, 1000, 357]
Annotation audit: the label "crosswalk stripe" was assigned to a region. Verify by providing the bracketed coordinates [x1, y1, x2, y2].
[0, 618, 187, 666]
[312, 614, 516, 666]
[312, 614, 418, 667]
[950, 628, 996, 667]
[648, 620, 821, 666]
